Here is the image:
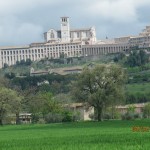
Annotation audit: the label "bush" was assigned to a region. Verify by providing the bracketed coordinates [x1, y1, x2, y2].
[143, 103, 150, 118]
[37, 118, 46, 124]
[103, 113, 111, 120]
[45, 113, 63, 123]
[62, 111, 73, 122]
[121, 112, 142, 120]
[31, 114, 40, 123]
[121, 112, 135, 120]
[134, 113, 142, 119]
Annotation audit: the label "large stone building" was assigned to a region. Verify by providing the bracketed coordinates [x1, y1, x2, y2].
[82, 25, 150, 57]
[0, 17, 150, 68]
[0, 17, 96, 68]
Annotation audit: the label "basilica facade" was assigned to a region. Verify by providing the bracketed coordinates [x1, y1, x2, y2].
[0, 17, 150, 68]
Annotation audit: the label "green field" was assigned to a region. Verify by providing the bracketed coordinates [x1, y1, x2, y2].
[1, 120, 150, 150]
[126, 83, 150, 94]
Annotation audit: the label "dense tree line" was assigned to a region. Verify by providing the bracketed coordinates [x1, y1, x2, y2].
[0, 76, 77, 125]
[114, 49, 149, 67]
[10, 74, 77, 94]
[16, 59, 32, 66]
[126, 92, 150, 104]
[125, 50, 149, 67]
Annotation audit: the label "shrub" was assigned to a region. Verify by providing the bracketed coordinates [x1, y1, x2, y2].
[37, 118, 46, 124]
[103, 113, 111, 120]
[62, 111, 73, 122]
[143, 103, 150, 118]
[121, 112, 142, 120]
[121, 112, 135, 120]
[31, 114, 40, 123]
[134, 113, 142, 119]
[45, 113, 63, 123]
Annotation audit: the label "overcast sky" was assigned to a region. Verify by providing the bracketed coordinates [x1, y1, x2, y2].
[0, 0, 150, 46]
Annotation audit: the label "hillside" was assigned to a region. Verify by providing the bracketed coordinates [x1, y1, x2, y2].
[1, 52, 150, 104]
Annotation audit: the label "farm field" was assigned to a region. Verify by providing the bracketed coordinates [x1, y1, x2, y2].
[0, 120, 150, 150]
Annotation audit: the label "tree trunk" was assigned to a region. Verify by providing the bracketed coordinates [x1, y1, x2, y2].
[0, 109, 3, 125]
[0, 118, 3, 126]
[97, 107, 103, 121]
[16, 113, 20, 125]
[111, 105, 114, 119]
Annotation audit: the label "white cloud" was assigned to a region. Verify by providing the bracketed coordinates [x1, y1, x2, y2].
[84, 0, 150, 23]
[0, 0, 60, 15]
[0, 0, 150, 45]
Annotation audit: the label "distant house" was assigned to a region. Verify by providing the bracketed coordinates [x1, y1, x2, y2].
[64, 103, 94, 121]
[30, 67, 50, 76]
[19, 113, 32, 124]
[116, 103, 146, 114]
[51, 66, 83, 75]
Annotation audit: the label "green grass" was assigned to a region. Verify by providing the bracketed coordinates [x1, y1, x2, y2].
[0, 120, 150, 150]
[126, 83, 150, 94]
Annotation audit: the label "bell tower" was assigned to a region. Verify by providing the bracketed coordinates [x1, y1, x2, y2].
[60, 17, 70, 42]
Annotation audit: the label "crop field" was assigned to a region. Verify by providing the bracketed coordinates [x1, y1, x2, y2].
[0, 120, 150, 150]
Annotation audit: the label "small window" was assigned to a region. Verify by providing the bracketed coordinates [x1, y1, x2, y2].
[50, 32, 54, 39]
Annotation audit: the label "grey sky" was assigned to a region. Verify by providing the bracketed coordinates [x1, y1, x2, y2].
[0, 0, 150, 46]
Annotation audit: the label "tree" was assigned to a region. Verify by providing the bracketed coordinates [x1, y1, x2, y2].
[0, 77, 10, 88]
[72, 64, 126, 121]
[10, 94, 22, 124]
[5, 72, 15, 79]
[3, 63, 8, 68]
[0, 87, 22, 125]
[126, 50, 149, 67]
[28, 92, 61, 122]
[143, 103, 150, 118]
[26, 59, 32, 65]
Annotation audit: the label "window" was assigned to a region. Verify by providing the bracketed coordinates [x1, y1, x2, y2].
[77, 32, 80, 38]
[50, 32, 54, 39]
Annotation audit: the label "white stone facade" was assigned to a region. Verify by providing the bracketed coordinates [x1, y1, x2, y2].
[44, 17, 97, 44]
[0, 41, 82, 68]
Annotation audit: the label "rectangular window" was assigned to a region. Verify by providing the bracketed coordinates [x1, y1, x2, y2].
[77, 32, 80, 38]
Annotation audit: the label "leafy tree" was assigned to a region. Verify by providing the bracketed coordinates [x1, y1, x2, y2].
[3, 63, 8, 68]
[72, 64, 126, 121]
[0, 87, 22, 125]
[10, 94, 22, 124]
[59, 52, 65, 59]
[20, 59, 26, 65]
[4, 72, 15, 79]
[113, 53, 126, 62]
[28, 92, 61, 122]
[0, 77, 10, 88]
[26, 59, 32, 65]
[143, 103, 150, 118]
[126, 50, 149, 67]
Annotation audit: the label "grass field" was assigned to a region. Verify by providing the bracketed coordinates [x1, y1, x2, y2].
[0, 120, 150, 150]
[126, 83, 150, 94]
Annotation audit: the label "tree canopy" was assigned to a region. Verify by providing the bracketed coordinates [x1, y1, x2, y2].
[126, 50, 149, 67]
[0, 87, 22, 125]
[72, 64, 126, 121]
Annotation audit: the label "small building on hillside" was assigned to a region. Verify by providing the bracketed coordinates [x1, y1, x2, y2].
[51, 66, 83, 75]
[30, 67, 50, 76]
